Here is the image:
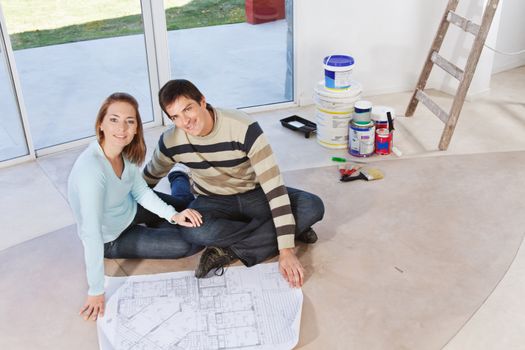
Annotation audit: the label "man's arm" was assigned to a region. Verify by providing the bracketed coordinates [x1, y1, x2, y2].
[244, 122, 304, 287]
[143, 133, 176, 187]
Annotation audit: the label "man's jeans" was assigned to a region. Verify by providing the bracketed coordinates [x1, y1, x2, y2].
[104, 172, 202, 259]
[178, 186, 325, 267]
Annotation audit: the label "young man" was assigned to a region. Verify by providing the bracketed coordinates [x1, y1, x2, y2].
[143, 79, 324, 288]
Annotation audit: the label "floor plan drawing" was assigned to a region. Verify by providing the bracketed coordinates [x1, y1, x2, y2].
[98, 262, 303, 350]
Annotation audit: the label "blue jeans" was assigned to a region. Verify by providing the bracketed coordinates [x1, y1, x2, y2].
[104, 174, 202, 259]
[168, 171, 195, 207]
[177, 186, 325, 267]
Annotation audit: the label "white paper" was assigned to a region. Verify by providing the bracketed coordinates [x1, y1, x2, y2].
[97, 262, 302, 350]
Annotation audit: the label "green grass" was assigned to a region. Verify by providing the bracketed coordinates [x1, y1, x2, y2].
[165, 0, 245, 30]
[5, 0, 245, 50]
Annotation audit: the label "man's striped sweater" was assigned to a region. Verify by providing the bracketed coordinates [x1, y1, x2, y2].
[143, 107, 296, 250]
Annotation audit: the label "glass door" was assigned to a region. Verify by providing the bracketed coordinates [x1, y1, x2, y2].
[1, 0, 157, 151]
[0, 0, 295, 166]
[0, 5, 32, 163]
[163, 0, 293, 108]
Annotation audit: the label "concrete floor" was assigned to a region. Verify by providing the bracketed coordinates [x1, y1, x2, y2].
[0, 66, 524, 349]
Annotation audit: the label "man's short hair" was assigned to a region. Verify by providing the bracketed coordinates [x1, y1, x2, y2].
[158, 79, 204, 117]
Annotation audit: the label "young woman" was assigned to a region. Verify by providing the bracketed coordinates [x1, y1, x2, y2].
[68, 92, 203, 322]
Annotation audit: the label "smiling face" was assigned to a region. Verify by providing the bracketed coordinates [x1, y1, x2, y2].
[166, 95, 213, 136]
[99, 101, 138, 149]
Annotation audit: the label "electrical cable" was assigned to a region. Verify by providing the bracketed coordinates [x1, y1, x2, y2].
[483, 43, 525, 55]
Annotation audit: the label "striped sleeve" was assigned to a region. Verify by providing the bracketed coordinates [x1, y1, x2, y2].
[143, 133, 176, 187]
[245, 122, 296, 250]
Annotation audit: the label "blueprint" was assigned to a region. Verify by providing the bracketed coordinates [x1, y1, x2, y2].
[97, 262, 303, 350]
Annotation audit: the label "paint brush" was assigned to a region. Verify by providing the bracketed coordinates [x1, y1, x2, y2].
[338, 163, 362, 177]
[340, 168, 384, 182]
[387, 111, 395, 132]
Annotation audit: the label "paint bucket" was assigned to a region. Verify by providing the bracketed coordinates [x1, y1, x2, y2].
[323, 55, 355, 90]
[371, 105, 396, 130]
[375, 128, 392, 155]
[353, 100, 373, 123]
[349, 120, 375, 157]
[314, 80, 362, 149]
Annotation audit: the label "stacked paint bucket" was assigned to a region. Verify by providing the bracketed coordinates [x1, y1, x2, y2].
[372, 106, 395, 155]
[349, 101, 375, 157]
[349, 103, 396, 157]
[315, 55, 362, 149]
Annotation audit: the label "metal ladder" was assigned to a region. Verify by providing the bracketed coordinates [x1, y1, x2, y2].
[405, 0, 500, 150]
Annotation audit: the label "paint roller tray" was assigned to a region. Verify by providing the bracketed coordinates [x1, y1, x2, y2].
[280, 115, 317, 138]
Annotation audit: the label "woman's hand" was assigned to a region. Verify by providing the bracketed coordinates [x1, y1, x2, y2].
[171, 208, 203, 227]
[79, 294, 105, 321]
[279, 248, 304, 288]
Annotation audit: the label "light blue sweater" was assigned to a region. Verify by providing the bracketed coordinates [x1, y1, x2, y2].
[68, 142, 176, 295]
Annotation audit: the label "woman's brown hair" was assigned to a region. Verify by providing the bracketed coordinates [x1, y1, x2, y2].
[95, 92, 146, 165]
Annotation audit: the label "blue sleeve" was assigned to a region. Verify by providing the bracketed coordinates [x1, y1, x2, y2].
[130, 165, 176, 222]
[70, 166, 106, 296]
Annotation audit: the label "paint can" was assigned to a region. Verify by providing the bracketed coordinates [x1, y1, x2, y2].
[323, 55, 355, 90]
[371, 105, 396, 130]
[314, 80, 362, 149]
[375, 128, 392, 155]
[353, 100, 373, 123]
[349, 120, 375, 157]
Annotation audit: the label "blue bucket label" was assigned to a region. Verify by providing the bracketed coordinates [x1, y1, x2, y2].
[325, 69, 352, 89]
[349, 123, 375, 156]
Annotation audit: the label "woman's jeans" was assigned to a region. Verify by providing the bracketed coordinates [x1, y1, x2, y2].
[104, 172, 202, 259]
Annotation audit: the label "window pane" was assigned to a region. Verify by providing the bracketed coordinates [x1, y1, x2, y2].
[2, 0, 154, 150]
[0, 27, 28, 161]
[164, 0, 293, 108]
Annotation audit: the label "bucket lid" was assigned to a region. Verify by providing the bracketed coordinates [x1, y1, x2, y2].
[323, 55, 354, 67]
[354, 100, 373, 110]
[314, 80, 362, 99]
[371, 105, 396, 121]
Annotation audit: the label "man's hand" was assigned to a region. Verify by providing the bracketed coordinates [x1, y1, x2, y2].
[171, 208, 202, 227]
[79, 294, 105, 321]
[279, 248, 304, 288]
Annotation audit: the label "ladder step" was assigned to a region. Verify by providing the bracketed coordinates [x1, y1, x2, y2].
[431, 51, 464, 80]
[415, 90, 449, 123]
[447, 11, 480, 36]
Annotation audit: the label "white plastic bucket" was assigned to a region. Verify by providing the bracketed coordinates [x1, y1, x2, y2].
[323, 55, 355, 90]
[371, 105, 396, 129]
[314, 80, 362, 149]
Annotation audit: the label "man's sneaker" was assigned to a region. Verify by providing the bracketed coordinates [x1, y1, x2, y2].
[296, 228, 318, 244]
[195, 247, 238, 278]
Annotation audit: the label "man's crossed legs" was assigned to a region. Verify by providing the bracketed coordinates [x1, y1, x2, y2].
[175, 186, 325, 277]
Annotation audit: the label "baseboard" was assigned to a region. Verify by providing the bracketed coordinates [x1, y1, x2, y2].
[492, 60, 525, 75]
